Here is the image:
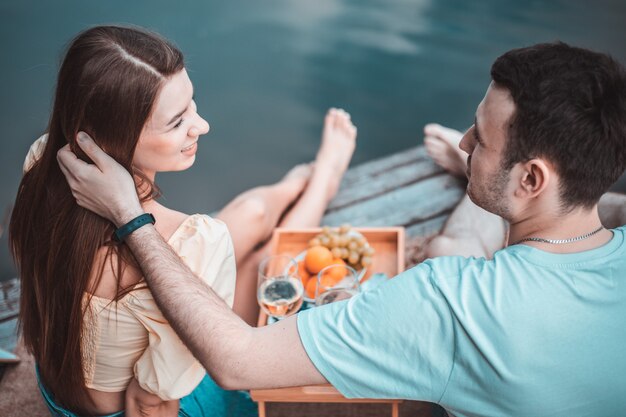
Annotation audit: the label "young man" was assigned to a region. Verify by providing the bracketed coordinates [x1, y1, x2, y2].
[57, 42, 626, 416]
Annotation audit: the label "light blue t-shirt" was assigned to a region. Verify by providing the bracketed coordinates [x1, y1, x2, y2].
[297, 226, 626, 417]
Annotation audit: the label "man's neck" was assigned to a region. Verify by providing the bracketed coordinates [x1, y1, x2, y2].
[507, 204, 613, 253]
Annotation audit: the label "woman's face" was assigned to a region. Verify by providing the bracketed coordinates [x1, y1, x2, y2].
[133, 69, 209, 178]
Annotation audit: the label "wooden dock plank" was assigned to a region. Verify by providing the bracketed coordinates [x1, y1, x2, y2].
[0, 279, 19, 353]
[340, 146, 430, 186]
[0, 318, 18, 353]
[323, 174, 464, 229]
[327, 156, 444, 211]
[0, 279, 19, 322]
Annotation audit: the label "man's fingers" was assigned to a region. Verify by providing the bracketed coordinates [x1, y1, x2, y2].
[57, 156, 77, 184]
[76, 132, 115, 170]
[56, 144, 83, 180]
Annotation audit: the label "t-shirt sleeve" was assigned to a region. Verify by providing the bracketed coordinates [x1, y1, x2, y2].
[297, 262, 456, 401]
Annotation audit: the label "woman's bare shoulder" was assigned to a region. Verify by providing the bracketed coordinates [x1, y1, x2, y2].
[143, 202, 190, 242]
[88, 203, 190, 300]
[88, 248, 142, 300]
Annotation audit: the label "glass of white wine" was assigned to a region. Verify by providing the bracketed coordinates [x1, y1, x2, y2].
[315, 264, 360, 306]
[257, 255, 304, 319]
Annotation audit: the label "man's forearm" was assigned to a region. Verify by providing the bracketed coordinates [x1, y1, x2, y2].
[124, 224, 253, 387]
[124, 224, 326, 390]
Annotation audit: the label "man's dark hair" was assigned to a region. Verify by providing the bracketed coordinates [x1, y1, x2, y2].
[491, 42, 626, 209]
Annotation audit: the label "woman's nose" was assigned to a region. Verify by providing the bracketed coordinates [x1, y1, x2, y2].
[189, 116, 210, 137]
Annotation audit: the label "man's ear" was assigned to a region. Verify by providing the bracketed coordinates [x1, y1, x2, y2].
[513, 158, 551, 199]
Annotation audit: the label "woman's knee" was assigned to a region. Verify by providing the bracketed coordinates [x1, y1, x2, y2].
[234, 194, 270, 226]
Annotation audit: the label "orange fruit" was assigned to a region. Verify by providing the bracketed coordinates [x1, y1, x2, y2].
[297, 260, 311, 286]
[324, 258, 347, 282]
[305, 246, 334, 274]
[319, 272, 340, 288]
[306, 277, 319, 299]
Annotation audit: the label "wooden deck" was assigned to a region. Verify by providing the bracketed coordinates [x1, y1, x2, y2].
[321, 145, 465, 267]
[0, 145, 464, 416]
[0, 279, 19, 354]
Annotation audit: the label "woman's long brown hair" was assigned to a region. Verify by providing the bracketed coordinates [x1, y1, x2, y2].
[9, 26, 183, 414]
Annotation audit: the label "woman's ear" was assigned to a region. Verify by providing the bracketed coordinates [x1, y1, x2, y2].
[514, 158, 551, 199]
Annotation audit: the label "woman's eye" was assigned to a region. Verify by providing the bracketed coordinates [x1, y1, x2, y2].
[173, 119, 184, 129]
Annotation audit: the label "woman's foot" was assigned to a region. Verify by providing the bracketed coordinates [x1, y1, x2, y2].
[314, 108, 357, 201]
[277, 108, 357, 229]
[423, 123, 468, 178]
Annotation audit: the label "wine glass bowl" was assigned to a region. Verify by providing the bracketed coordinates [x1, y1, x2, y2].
[315, 264, 360, 306]
[257, 255, 304, 319]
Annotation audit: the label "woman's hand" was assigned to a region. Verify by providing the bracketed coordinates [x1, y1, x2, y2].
[56, 132, 144, 227]
[125, 377, 180, 417]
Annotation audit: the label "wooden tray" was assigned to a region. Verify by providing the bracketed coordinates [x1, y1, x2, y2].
[251, 227, 405, 416]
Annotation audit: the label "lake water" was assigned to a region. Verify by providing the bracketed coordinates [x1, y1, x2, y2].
[1, 0, 625, 280]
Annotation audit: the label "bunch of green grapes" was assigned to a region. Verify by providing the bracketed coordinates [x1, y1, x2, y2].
[308, 224, 375, 269]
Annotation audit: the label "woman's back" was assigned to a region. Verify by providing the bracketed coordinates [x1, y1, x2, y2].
[83, 210, 237, 414]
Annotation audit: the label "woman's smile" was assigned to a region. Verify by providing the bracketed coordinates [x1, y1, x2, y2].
[181, 141, 198, 154]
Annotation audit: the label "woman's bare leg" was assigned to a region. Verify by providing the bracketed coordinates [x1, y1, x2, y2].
[231, 241, 271, 325]
[218, 167, 312, 325]
[229, 108, 357, 325]
[216, 164, 312, 262]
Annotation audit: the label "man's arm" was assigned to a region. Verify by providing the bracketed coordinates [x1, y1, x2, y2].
[57, 133, 326, 390]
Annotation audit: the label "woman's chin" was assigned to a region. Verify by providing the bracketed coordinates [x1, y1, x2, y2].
[154, 157, 197, 174]
[178, 155, 197, 171]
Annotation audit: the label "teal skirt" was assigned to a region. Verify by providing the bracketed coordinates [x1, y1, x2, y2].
[36, 367, 258, 417]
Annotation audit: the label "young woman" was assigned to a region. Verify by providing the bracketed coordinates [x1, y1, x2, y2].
[10, 25, 356, 417]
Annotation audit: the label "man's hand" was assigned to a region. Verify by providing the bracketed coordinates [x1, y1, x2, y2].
[125, 377, 179, 417]
[56, 132, 144, 226]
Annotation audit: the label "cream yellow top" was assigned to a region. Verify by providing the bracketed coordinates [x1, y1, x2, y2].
[81, 214, 236, 399]
[25, 135, 237, 400]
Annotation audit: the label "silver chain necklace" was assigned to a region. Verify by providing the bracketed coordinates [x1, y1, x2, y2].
[515, 225, 604, 245]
